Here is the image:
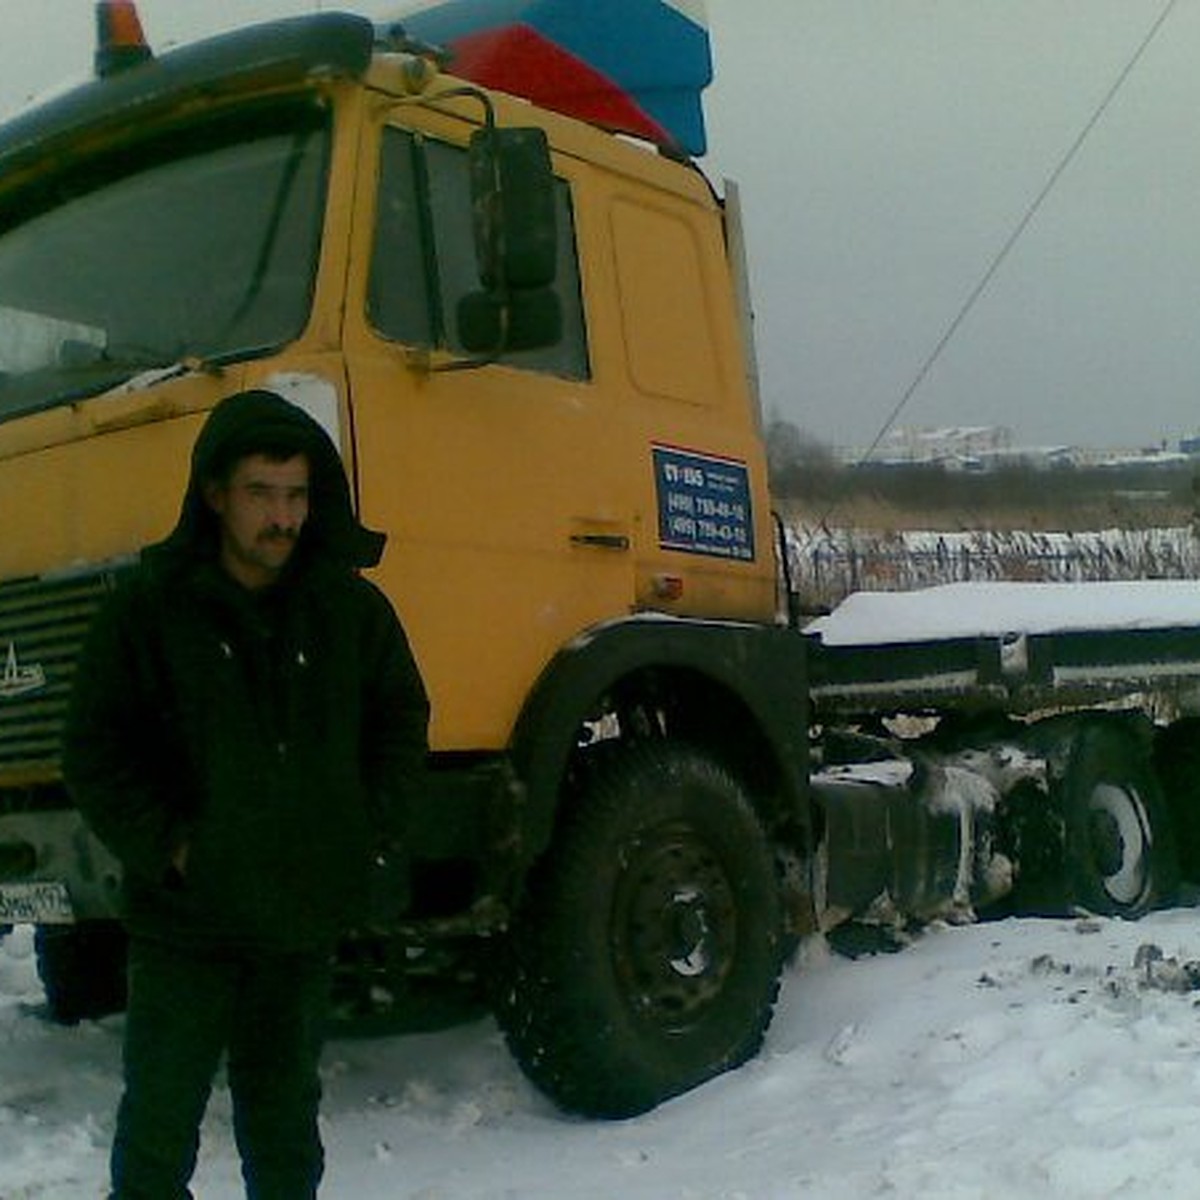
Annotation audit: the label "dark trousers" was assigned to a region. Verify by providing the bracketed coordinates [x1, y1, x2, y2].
[111, 937, 334, 1200]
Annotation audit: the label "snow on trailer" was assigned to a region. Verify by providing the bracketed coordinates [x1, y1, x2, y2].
[806, 580, 1200, 717]
[800, 581, 1200, 931]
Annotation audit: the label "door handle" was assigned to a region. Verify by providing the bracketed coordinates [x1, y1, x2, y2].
[570, 533, 631, 551]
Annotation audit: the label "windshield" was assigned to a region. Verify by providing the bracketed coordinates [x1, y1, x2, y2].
[0, 102, 330, 423]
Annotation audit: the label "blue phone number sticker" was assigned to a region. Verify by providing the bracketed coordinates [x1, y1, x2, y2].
[653, 445, 755, 562]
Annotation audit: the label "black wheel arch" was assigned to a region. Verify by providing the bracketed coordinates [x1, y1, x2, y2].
[509, 617, 812, 867]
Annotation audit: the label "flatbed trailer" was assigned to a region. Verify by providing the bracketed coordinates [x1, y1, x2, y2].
[809, 580, 1200, 718]
[803, 581, 1200, 931]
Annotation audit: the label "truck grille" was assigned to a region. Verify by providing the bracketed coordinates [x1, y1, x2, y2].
[0, 565, 127, 779]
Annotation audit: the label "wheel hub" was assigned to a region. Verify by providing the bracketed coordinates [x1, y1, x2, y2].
[613, 823, 737, 1030]
[1087, 782, 1151, 907]
[667, 889, 711, 977]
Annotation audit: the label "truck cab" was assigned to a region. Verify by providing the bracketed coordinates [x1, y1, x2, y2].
[0, 5, 811, 1119]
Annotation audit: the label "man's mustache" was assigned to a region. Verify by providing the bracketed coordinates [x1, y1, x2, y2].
[259, 526, 299, 544]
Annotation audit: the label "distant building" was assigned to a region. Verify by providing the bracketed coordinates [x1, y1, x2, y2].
[876, 425, 1013, 465]
[840, 426, 1194, 471]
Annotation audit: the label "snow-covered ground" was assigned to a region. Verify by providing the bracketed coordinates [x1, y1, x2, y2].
[8, 907, 1200, 1199]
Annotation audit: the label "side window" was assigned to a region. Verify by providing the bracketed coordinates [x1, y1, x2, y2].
[366, 129, 433, 346]
[369, 127, 589, 380]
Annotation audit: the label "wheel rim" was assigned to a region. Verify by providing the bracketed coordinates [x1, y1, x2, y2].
[1086, 781, 1152, 907]
[611, 820, 738, 1031]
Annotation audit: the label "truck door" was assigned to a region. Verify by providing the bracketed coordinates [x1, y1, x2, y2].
[343, 108, 632, 752]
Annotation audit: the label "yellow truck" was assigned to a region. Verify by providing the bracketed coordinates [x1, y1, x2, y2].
[1, 2, 1196, 1118]
[0, 2, 803, 1118]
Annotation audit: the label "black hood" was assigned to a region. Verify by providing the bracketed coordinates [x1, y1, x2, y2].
[149, 389, 385, 571]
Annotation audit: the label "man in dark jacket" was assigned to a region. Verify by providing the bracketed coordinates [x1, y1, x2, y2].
[64, 389, 430, 1200]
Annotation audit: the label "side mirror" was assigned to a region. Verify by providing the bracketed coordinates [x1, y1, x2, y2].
[454, 125, 562, 359]
[468, 126, 557, 290]
[457, 287, 562, 355]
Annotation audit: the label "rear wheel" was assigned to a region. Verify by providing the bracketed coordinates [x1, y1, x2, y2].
[1062, 720, 1178, 917]
[496, 742, 784, 1117]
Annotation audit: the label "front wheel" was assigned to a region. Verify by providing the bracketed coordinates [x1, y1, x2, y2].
[496, 743, 785, 1118]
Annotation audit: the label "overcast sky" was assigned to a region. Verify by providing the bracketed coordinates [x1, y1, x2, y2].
[0, 1, 1195, 451]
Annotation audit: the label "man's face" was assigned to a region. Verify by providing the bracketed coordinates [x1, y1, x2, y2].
[205, 453, 310, 590]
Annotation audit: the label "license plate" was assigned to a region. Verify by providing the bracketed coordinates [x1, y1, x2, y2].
[0, 881, 75, 925]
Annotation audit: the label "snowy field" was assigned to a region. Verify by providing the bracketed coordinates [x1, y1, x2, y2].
[8, 907, 1200, 1198]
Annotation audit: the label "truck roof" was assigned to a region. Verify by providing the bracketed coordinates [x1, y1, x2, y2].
[402, 0, 713, 157]
[0, 13, 374, 192]
[0, 3, 715, 202]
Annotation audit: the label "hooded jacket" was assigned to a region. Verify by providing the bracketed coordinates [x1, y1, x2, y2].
[63, 390, 430, 951]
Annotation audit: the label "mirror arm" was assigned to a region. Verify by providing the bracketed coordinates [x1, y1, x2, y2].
[427, 346, 502, 374]
[421, 83, 497, 135]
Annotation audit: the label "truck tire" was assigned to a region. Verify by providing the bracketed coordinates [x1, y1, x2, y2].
[496, 742, 784, 1118]
[1062, 721, 1178, 918]
[34, 920, 128, 1024]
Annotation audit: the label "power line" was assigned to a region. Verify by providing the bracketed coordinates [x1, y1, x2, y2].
[854, 0, 1180, 469]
